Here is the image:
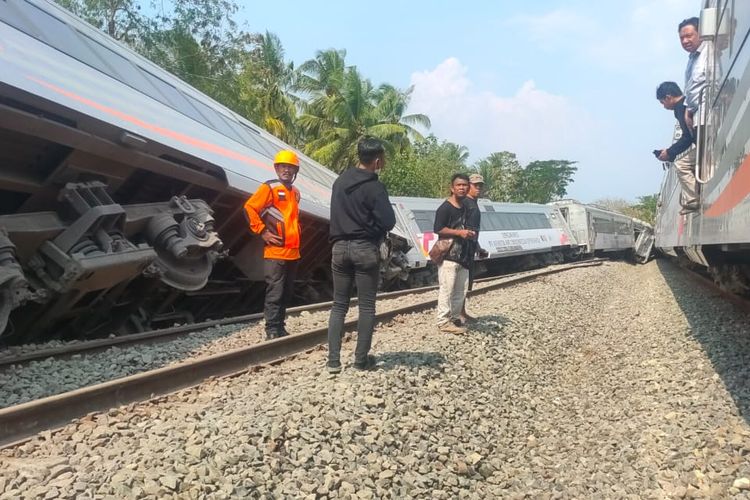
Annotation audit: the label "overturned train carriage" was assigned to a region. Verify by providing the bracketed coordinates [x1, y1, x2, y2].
[0, 0, 347, 342]
[551, 200, 654, 263]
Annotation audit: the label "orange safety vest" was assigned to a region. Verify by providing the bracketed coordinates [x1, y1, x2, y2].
[243, 180, 301, 260]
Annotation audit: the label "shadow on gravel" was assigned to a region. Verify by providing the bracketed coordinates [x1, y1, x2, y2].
[376, 351, 446, 371]
[656, 258, 750, 424]
[470, 315, 510, 335]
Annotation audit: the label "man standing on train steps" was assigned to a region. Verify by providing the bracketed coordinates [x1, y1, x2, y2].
[243, 150, 302, 340]
[675, 16, 707, 214]
[680, 17, 707, 132]
[654, 81, 698, 214]
[326, 137, 396, 374]
[435, 173, 475, 334]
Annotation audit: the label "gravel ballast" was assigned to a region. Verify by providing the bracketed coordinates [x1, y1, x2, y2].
[2, 260, 750, 499]
[0, 268, 554, 408]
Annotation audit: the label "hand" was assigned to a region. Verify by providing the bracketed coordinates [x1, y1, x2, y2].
[477, 248, 489, 259]
[459, 229, 475, 239]
[261, 229, 283, 246]
[658, 150, 670, 162]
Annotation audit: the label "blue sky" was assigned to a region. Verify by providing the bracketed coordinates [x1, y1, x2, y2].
[238, 0, 698, 202]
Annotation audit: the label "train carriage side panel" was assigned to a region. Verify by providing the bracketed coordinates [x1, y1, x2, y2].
[0, 0, 341, 341]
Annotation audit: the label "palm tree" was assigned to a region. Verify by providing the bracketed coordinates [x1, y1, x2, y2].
[296, 49, 347, 98]
[296, 51, 431, 172]
[238, 31, 298, 143]
[373, 84, 431, 151]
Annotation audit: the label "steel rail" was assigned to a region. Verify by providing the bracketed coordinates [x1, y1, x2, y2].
[0, 259, 605, 368]
[0, 260, 603, 448]
[668, 260, 750, 312]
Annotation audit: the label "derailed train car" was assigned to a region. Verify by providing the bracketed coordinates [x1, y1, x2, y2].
[551, 200, 654, 263]
[388, 197, 580, 288]
[655, 2, 750, 293]
[0, 0, 364, 342]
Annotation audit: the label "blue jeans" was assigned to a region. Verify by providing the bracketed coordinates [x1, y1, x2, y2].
[327, 240, 380, 365]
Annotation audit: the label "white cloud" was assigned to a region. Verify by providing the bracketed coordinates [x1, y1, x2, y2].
[510, 0, 696, 75]
[407, 57, 599, 163]
[509, 9, 597, 49]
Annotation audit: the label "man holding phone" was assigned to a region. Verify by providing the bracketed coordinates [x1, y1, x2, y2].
[654, 81, 698, 214]
[434, 173, 475, 334]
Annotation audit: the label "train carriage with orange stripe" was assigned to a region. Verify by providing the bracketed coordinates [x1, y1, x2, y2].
[0, 0, 364, 342]
[655, 2, 750, 293]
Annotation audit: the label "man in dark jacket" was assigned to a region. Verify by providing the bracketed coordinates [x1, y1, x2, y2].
[326, 137, 396, 374]
[655, 81, 698, 214]
[460, 173, 488, 323]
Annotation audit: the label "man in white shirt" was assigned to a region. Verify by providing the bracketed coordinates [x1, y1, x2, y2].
[679, 17, 707, 130]
[675, 16, 707, 213]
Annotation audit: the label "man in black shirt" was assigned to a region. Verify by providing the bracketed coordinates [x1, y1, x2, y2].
[434, 173, 475, 334]
[460, 173, 488, 323]
[326, 137, 396, 374]
[655, 81, 698, 214]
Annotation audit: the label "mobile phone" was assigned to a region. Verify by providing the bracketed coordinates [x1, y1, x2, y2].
[652, 149, 661, 158]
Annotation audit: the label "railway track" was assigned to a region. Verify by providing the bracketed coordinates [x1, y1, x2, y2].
[0, 260, 603, 448]
[668, 259, 750, 313]
[0, 259, 605, 369]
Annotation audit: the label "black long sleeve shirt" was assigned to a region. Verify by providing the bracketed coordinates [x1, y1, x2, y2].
[666, 98, 695, 162]
[329, 167, 396, 243]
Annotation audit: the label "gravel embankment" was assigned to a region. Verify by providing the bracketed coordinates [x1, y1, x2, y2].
[0, 268, 550, 408]
[2, 260, 750, 499]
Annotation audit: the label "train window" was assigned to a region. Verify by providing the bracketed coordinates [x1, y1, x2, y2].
[141, 74, 209, 125]
[536, 213, 552, 228]
[185, 96, 246, 144]
[497, 213, 514, 230]
[411, 210, 436, 232]
[480, 214, 498, 231]
[507, 214, 523, 230]
[517, 214, 533, 230]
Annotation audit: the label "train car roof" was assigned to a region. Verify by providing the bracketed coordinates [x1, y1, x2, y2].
[391, 196, 551, 213]
[0, 0, 337, 218]
[550, 199, 636, 221]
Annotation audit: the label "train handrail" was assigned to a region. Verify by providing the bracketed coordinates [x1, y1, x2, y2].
[694, 46, 714, 185]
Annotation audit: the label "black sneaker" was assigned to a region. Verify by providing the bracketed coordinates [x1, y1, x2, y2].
[353, 355, 377, 371]
[277, 328, 290, 338]
[327, 361, 342, 374]
[265, 331, 277, 340]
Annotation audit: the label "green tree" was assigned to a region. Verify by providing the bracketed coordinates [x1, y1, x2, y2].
[138, 0, 252, 109]
[631, 194, 658, 224]
[591, 197, 634, 214]
[473, 152, 524, 202]
[381, 135, 469, 197]
[519, 160, 578, 203]
[297, 50, 430, 172]
[237, 31, 298, 143]
[56, 0, 146, 41]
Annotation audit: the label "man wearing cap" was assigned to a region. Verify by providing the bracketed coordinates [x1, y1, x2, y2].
[461, 173, 488, 323]
[244, 150, 302, 339]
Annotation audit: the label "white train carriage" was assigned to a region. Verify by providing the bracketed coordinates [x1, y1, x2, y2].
[551, 200, 641, 255]
[388, 197, 579, 287]
[655, 2, 750, 293]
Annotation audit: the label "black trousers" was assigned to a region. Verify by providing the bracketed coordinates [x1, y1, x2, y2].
[467, 240, 477, 291]
[327, 240, 380, 365]
[264, 258, 299, 333]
